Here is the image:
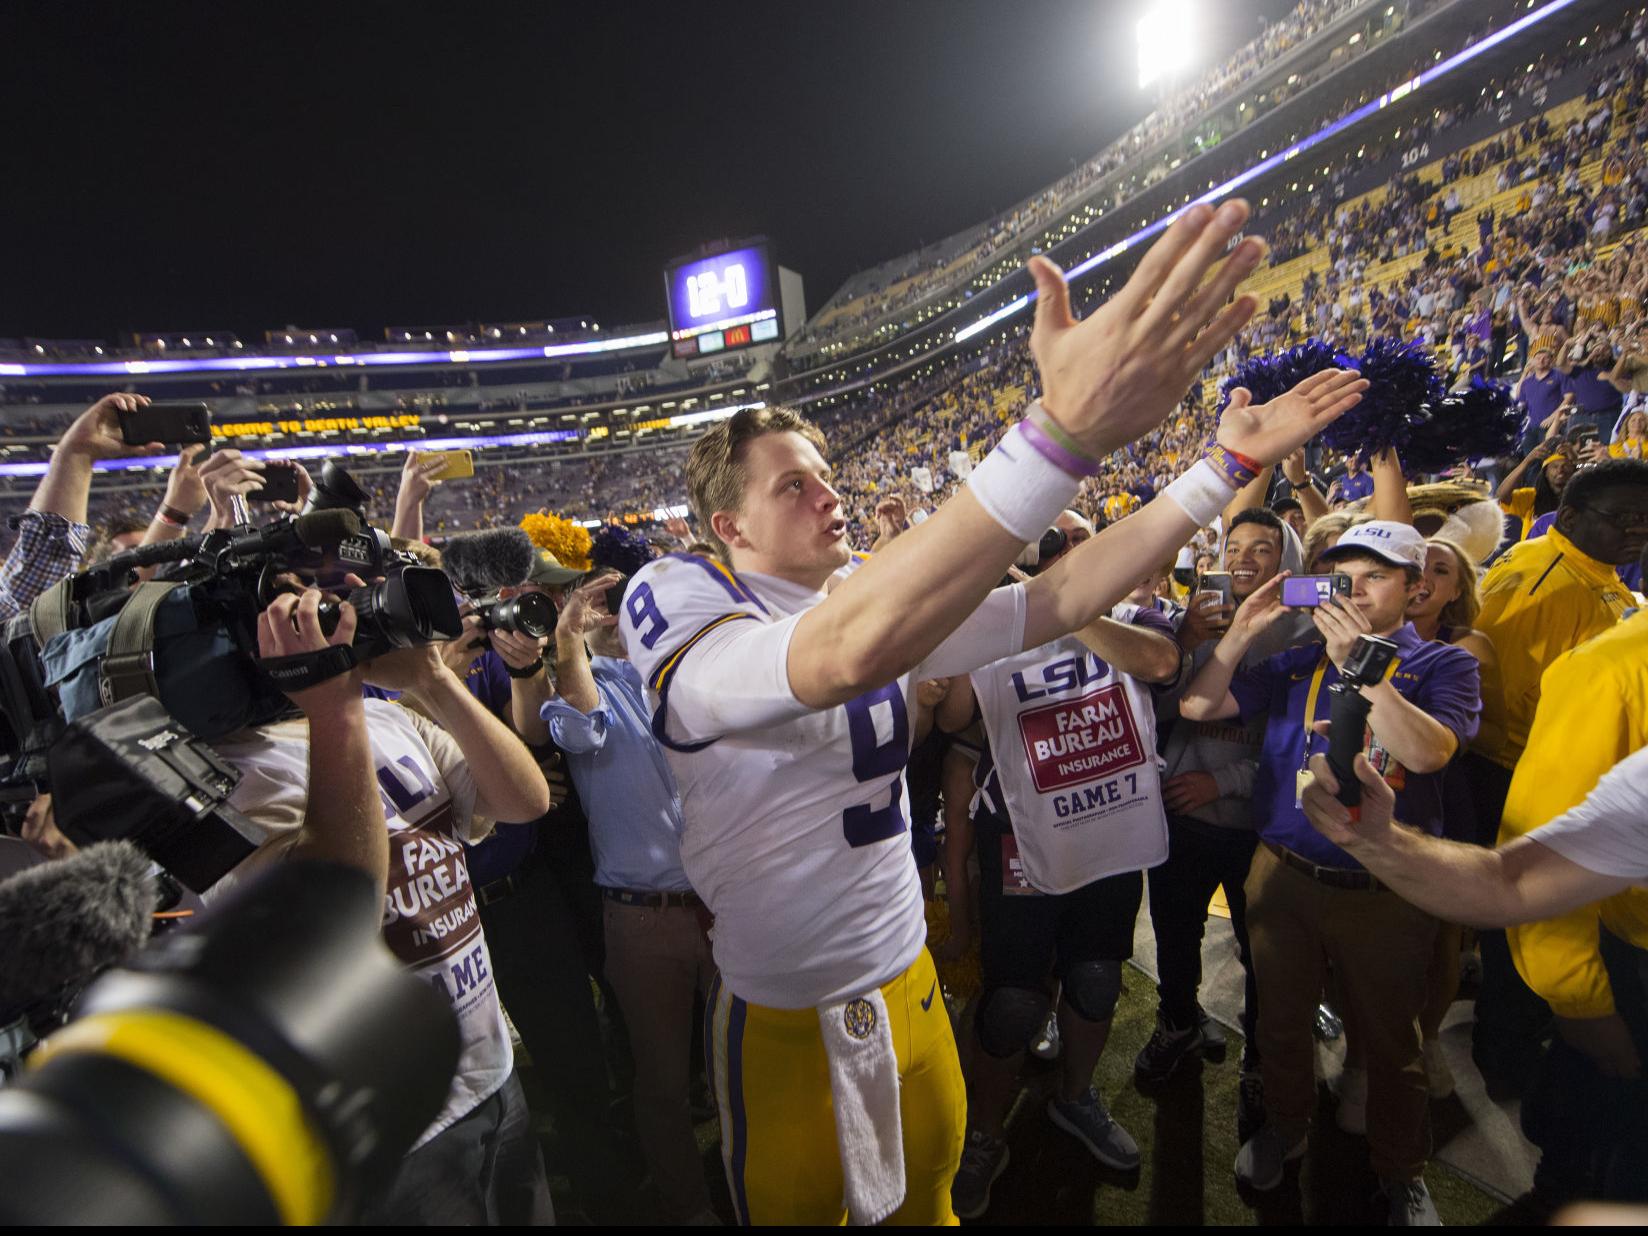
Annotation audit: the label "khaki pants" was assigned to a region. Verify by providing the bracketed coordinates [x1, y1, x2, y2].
[1244, 844, 1438, 1180]
[602, 898, 717, 1222]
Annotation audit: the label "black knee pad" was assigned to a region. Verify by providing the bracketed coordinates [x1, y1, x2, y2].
[975, 985, 1051, 1058]
[1062, 959, 1123, 1022]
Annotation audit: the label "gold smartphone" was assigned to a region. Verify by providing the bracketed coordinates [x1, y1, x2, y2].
[414, 449, 475, 481]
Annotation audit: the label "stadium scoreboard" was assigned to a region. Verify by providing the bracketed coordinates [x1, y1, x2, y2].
[664, 241, 785, 359]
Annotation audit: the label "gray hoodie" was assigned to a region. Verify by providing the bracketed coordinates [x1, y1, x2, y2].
[1157, 519, 1321, 831]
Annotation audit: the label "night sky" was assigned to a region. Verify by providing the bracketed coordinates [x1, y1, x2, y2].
[1, 1, 1294, 343]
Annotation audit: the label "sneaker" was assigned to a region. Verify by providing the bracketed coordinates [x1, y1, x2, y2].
[951, 1128, 1010, 1220]
[1422, 1039, 1455, 1100]
[1382, 1176, 1441, 1226]
[1236, 1067, 1266, 1144]
[1133, 1012, 1209, 1084]
[1234, 1125, 1306, 1191]
[1031, 1008, 1062, 1061]
[1198, 1009, 1229, 1063]
[1314, 1002, 1344, 1041]
[1047, 1086, 1140, 1170]
[1335, 1065, 1368, 1135]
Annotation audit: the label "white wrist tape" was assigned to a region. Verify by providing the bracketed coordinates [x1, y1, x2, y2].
[1162, 459, 1239, 529]
[966, 424, 1082, 543]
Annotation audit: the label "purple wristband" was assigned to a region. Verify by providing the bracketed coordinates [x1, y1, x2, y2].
[1202, 444, 1260, 489]
[1018, 418, 1101, 479]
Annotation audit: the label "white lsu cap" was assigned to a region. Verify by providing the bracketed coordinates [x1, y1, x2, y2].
[1319, 520, 1429, 572]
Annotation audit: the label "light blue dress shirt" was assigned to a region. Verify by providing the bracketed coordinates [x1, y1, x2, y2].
[541, 656, 692, 892]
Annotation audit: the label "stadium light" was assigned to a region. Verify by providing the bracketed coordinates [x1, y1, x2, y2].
[1137, 0, 1195, 89]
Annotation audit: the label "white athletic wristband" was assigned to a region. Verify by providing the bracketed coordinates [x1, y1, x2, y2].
[1161, 459, 1239, 529]
[966, 421, 1082, 543]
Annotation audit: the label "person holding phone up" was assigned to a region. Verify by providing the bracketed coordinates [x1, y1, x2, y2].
[1138, 507, 1315, 1144]
[1178, 520, 1481, 1224]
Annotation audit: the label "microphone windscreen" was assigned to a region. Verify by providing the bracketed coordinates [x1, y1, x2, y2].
[0, 841, 155, 1010]
[440, 528, 535, 594]
[293, 508, 363, 548]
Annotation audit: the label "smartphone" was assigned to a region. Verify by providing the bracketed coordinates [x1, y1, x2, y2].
[414, 449, 474, 481]
[604, 575, 631, 617]
[1280, 573, 1353, 608]
[1566, 425, 1601, 448]
[117, 401, 211, 446]
[250, 460, 301, 504]
[1195, 571, 1234, 608]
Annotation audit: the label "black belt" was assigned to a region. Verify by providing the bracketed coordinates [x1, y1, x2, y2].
[1264, 842, 1382, 892]
[476, 874, 520, 908]
[601, 886, 702, 909]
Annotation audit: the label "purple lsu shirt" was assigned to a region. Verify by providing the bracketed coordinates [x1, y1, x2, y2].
[1229, 623, 1482, 870]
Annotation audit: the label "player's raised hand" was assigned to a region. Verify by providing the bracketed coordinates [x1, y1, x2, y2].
[1027, 200, 1265, 458]
[1214, 368, 1368, 467]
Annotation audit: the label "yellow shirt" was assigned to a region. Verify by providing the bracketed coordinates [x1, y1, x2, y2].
[1610, 437, 1648, 460]
[1499, 486, 1538, 541]
[1502, 610, 1648, 1017]
[1475, 527, 1633, 768]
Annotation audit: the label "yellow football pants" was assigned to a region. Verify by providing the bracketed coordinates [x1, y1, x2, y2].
[704, 947, 965, 1225]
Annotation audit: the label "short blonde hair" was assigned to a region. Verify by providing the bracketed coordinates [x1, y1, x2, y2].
[1428, 536, 1482, 632]
[686, 405, 827, 558]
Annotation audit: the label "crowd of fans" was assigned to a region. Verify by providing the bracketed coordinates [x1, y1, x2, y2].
[11, 7, 1648, 1229]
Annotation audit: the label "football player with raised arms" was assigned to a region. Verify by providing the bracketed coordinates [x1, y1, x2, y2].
[618, 199, 1367, 1225]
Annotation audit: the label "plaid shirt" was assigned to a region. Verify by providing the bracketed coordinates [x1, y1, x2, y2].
[0, 510, 90, 623]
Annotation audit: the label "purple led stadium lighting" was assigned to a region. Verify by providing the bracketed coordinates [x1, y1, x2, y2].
[0, 331, 670, 379]
[0, 428, 581, 477]
[953, 0, 1582, 345]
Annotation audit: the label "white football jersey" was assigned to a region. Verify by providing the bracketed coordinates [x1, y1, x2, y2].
[622, 552, 1024, 1008]
[969, 603, 1172, 893]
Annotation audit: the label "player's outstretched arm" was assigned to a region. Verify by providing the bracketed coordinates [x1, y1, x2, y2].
[1020, 368, 1366, 649]
[787, 201, 1267, 709]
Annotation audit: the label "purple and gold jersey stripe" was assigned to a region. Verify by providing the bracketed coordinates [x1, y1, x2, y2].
[648, 612, 758, 694]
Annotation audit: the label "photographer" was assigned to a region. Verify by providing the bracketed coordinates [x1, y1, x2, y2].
[210, 580, 553, 1225]
[0, 393, 162, 621]
[541, 568, 716, 1225]
[1179, 521, 1481, 1223]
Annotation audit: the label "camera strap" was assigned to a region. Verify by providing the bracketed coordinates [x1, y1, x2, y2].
[256, 645, 360, 692]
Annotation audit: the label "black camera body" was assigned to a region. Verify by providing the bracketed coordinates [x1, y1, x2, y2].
[1325, 634, 1403, 806]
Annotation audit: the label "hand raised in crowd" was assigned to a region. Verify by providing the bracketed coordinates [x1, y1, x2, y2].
[663, 515, 692, 544]
[199, 448, 268, 523]
[438, 612, 490, 677]
[1026, 199, 1266, 457]
[362, 634, 461, 700]
[258, 586, 363, 717]
[57, 393, 163, 461]
[1178, 590, 1233, 647]
[399, 452, 448, 506]
[1311, 592, 1374, 669]
[1227, 570, 1292, 641]
[163, 444, 209, 519]
[1281, 446, 1310, 487]
[875, 494, 909, 541]
[1215, 368, 1369, 468]
[556, 571, 623, 642]
[1162, 770, 1223, 815]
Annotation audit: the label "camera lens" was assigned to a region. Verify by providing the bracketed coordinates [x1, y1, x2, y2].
[482, 591, 555, 639]
[1037, 527, 1068, 563]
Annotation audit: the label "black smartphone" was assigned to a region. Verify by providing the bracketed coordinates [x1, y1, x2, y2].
[1279, 573, 1353, 608]
[1195, 571, 1234, 608]
[604, 575, 631, 617]
[251, 460, 301, 504]
[117, 401, 211, 446]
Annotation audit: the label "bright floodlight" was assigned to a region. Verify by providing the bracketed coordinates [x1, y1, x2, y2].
[1137, 0, 1195, 89]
